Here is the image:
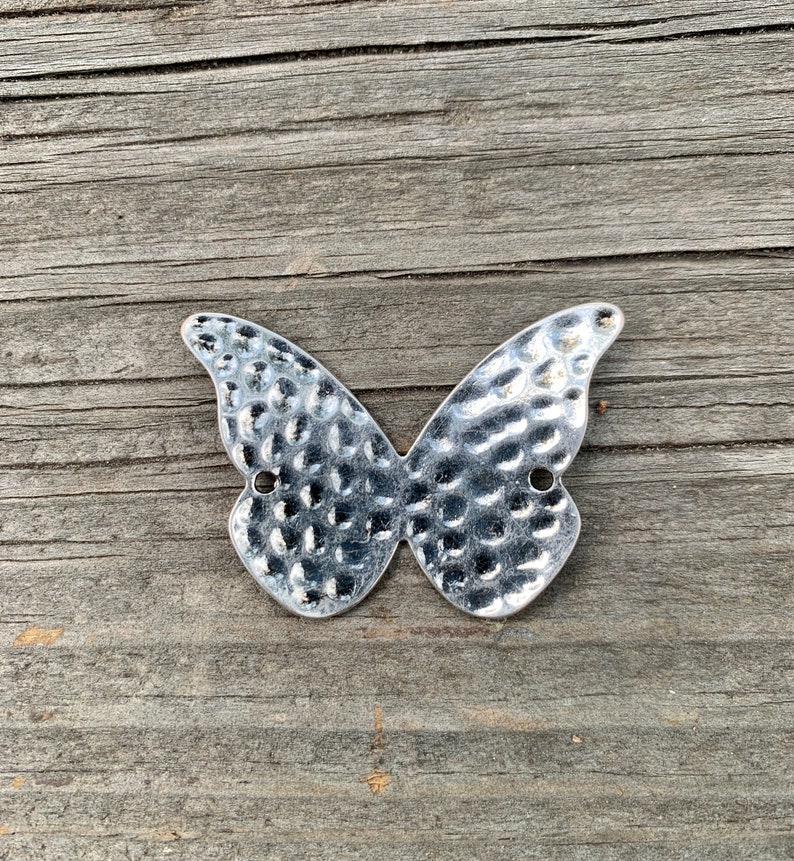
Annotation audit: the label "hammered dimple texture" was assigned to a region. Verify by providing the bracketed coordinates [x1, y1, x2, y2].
[182, 314, 403, 618]
[182, 303, 623, 618]
[404, 303, 623, 617]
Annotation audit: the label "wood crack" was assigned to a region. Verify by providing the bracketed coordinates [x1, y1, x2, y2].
[5, 23, 793, 84]
[0, 37, 577, 83]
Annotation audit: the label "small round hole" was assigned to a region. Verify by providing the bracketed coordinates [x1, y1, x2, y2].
[254, 471, 278, 494]
[529, 467, 555, 492]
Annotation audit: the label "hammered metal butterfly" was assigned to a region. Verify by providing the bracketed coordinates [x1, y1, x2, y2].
[182, 304, 623, 618]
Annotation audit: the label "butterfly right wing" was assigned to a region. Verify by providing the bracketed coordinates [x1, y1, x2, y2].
[182, 314, 402, 618]
[404, 303, 623, 618]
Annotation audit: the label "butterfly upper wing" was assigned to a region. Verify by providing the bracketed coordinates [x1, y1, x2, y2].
[182, 313, 402, 618]
[404, 303, 624, 618]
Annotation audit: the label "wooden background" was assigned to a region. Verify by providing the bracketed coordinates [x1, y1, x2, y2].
[1, 2, 792, 858]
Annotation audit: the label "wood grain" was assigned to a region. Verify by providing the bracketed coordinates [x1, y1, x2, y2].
[2, 1, 793, 78]
[0, 2, 792, 859]
[3, 29, 794, 276]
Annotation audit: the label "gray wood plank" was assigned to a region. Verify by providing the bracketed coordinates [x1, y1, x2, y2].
[1, 0, 793, 78]
[0, 4, 792, 860]
[2, 34, 794, 275]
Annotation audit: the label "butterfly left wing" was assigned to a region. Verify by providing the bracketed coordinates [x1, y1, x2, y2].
[182, 313, 402, 618]
[404, 303, 624, 618]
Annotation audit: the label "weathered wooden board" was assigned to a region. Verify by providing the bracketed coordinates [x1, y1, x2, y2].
[3, 29, 794, 277]
[2, 0, 793, 78]
[0, 2, 792, 859]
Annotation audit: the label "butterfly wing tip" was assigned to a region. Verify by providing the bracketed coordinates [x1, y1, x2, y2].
[602, 302, 625, 332]
[181, 311, 219, 333]
[579, 302, 625, 350]
[180, 314, 198, 343]
[180, 314, 210, 359]
[587, 301, 624, 326]
[180, 312, 241, 359]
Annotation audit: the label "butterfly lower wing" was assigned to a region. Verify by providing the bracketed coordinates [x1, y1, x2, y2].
[182, 314, 402, 618]
[404, 303, 624, 618]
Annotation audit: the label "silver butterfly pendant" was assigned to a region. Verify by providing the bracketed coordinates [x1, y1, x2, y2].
[182, 304, 623, 619]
